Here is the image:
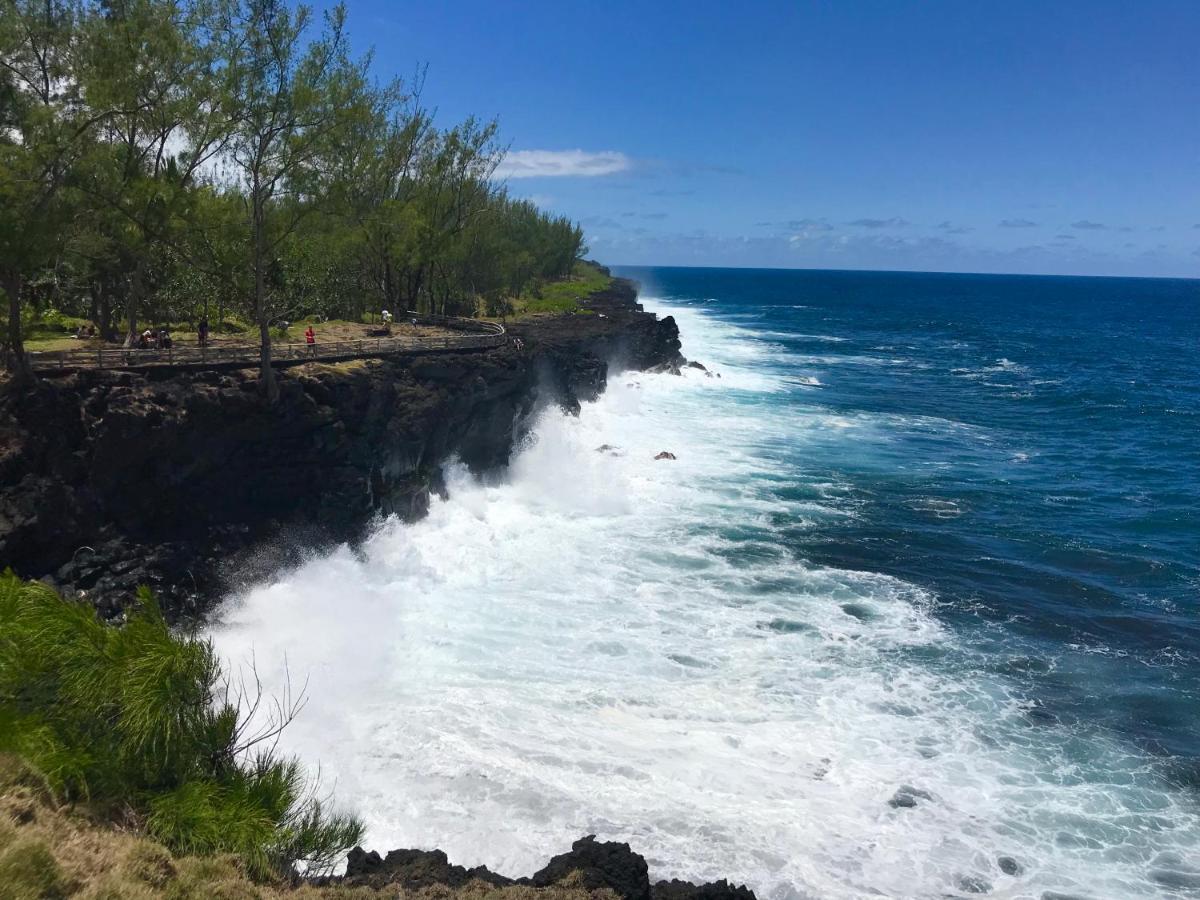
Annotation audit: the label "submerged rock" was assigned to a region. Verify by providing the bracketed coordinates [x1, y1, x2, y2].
[957, 874, 993, 894]
[685, 360, 707, 371]
[997, 856, 1022, 876]
[888, 785, 935, 809]
[654, 451, 677, 460]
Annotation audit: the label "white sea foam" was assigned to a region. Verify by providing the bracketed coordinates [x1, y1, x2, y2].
[209, 298, 1200, 899]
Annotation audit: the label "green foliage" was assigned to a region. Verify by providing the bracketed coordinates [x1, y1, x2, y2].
[517, 261, 613, 315]
[0, 573, 363, 880]
[0, 0, 591, 379]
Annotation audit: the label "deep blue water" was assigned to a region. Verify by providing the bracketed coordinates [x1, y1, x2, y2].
[619, 266, 1200, 765]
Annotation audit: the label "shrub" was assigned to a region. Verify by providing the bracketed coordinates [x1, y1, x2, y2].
[0, 573, 363, 881]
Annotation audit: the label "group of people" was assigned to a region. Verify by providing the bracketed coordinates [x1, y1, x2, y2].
[137, 328, 174, 349]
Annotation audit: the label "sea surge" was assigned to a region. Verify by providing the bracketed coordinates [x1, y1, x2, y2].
[209, 294, 1200, 899]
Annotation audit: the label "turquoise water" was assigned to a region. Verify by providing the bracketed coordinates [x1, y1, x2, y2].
[212, 266, 1200, 898]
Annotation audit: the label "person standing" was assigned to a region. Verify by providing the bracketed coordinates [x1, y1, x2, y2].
[305, 324, 316, 356]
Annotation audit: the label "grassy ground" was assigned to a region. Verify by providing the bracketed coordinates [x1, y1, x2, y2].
[24, 321, 91, 352]
[0, 774, 614, 900]
[510, 262, 612, 317]
[21, 262, 612, 351]
[25, 318, 452, 354]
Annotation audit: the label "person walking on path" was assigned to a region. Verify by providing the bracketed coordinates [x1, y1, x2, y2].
[305, 325, 316, 356]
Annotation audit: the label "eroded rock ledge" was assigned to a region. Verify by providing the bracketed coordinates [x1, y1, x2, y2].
[0, 278, 683, 619]
[340, 836, 756, 900]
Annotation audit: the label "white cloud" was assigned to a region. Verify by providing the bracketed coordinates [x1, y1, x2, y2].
[495, 149, 631, 179]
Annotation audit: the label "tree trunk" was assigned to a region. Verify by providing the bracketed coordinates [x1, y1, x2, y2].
[257, 316, 276, 400]
[2, 270, 33, 387]
[253, 193, 278, 403]
[122, 262, 144, 348]
[89, 281, 100, 325]
[99, 284, 114, 342]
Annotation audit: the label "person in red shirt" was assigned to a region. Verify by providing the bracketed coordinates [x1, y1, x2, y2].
[305, 325, 316, 356]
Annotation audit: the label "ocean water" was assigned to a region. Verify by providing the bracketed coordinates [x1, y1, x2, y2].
[208, 267, 1200, 899]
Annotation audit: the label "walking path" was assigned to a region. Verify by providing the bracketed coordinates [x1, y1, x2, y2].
[29, 314, 506, 373]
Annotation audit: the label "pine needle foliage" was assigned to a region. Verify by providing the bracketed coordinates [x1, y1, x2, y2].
[0, 572, 363, 880]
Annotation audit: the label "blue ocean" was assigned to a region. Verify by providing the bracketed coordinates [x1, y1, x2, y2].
[212, 267, 1200, 899]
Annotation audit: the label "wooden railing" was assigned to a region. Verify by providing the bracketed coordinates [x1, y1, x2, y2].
[29, 314, 506, 373]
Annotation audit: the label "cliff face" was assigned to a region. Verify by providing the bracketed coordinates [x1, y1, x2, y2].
[0, 279, 682, 619]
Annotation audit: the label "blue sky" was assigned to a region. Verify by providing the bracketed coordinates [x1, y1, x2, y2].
[332, 0, 1199, 277]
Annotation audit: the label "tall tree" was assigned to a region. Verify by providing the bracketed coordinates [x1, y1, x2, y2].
[0, 0, 88, 384]
[77, 0, 231, 346]
[216, 0, 367, 401]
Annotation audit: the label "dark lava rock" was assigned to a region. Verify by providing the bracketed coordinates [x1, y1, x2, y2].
[343, 846, 508, 889]
[888, 785, 935, 809]
[529, 835, 650, 900]
[653, 878, 757, 900]
[685, 360, 707, 372]
[345, 846, 382, 877]
[341, 836, 755, 900]
[997, 856, 1022, 876]
[654, 451, 677, 460]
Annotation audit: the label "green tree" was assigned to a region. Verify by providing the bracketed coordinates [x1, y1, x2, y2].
[0, 0, 89, 384]
[76, 0, 231, 346]
[216, 0, 369, 401]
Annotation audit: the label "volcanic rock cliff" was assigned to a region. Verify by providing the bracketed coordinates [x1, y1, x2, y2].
[0, 278, 683, 619]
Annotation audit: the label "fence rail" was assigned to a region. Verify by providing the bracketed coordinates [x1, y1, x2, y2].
[30, 314, 506, 373]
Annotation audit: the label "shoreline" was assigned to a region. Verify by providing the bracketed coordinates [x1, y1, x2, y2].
[0, 276, 768, 898]
[0, 277, 683, 621]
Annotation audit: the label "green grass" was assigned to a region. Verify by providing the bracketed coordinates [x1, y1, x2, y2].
[512, 262, 612, 316]
[22, 312, 90, 351]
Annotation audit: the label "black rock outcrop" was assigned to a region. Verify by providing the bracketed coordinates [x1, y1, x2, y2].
[340, 835, 758, 900]
[0, 278, 684, 619]
[529, 835, 650, 900]
[344, 846, 509, 889]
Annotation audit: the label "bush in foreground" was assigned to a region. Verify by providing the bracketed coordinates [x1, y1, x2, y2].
[0, 572, 363, 880]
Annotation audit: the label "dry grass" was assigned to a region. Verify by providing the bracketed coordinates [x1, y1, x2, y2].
[0, 774, 615, 900]
[296, 358, 381, 375]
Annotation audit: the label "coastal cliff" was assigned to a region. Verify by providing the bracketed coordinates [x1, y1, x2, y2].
[0, 278, 683, 619]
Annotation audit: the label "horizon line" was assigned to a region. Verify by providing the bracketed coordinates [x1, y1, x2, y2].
[603, 262, 1200, 283]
